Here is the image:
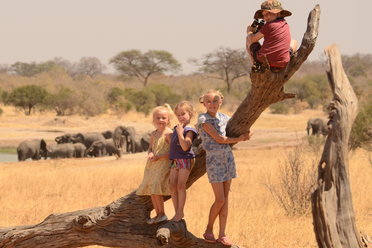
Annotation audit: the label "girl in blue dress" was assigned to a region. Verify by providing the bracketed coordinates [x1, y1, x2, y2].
[197, 89, 252, 246]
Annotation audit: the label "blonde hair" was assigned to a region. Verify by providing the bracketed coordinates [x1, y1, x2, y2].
[152, 104, 173, 127]
[174, 101, 195, 119]
[199, 89, 224, 103]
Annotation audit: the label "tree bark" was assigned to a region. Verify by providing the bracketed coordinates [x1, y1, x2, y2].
[311, 45, 363, 248]
[0, 5, 320, 248]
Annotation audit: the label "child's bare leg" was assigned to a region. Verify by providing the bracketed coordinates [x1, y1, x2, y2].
[205, 182, 226, 234]
[218, 180, 232, 238]
[169, 168, 179, 216]
[172, 168, 191, 221]
[150, 195, 160, 219]
[153, 195, 166, 217]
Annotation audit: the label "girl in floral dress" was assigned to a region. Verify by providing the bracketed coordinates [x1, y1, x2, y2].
[136, 105, 173, 224]
[197, 90, 252, 246]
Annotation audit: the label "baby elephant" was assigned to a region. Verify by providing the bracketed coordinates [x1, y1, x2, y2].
[306, 118, 329, 136]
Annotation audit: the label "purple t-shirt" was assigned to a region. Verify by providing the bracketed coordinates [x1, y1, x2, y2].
[257, 18, 291, 67]
[169, 126, 198, 159]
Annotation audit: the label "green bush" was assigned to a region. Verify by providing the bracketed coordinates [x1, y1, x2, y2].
[45, 87, 80, 116]
[270, 101, 290, 114]
[6, 85, 49, 115]
[0, 107, 3, 116]
[147, 83, 182, 106]
[349, 100, 372, 151]
[124, 89, 155, 115]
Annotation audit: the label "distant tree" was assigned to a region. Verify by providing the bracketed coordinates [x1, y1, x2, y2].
[45, 87, 79, 116]
[196, 47, 250, 93]
[123, 88, 155, 115]
[10, 61, 57, 77]
[0, 64, 10, 74]
[110, 49, 181, 86]
[286, 74, 330, 109]
[147, 83, 182, 106]
[52, 57, 73, 74]
[72, 57, 106, 77]
[342, 53, 372, 78]
[7, 85, 48, 115]
[349, 99, 372, 151]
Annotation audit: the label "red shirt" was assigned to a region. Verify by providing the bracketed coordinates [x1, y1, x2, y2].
[257, 18, 291, 68]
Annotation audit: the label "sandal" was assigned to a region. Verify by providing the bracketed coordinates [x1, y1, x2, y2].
[217, 236, 233, 246]
[203, 232, 216, 243]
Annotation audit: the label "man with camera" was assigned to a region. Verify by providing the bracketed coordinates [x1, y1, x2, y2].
[246, 0, 297, 72]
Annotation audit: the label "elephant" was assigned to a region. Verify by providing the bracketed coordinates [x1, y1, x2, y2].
[87, 140, 107, 157]
[101, 130, 113, 139]
[47, 143, 75, 159]
[113, 126, 136, 155]
[140, 132, 151, 152]
[73, 143, 87, 158]
[306, 118, 329, 136]
[87, 139, 120, 157]
[55, 133, 76, 144]
[17, 139, 48, 161]
[70, 132, 105, 149]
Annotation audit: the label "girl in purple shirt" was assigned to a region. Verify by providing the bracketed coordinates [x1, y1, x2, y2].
[169, 101, 197, 222]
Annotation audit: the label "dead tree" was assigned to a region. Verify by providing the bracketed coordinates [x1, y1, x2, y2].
[311, 45, 363, 248]
[0, 5, 320, 248]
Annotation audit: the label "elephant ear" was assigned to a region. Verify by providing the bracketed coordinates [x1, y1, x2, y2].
[40, 139, 47, 150]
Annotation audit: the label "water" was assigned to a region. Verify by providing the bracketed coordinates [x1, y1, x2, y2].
[0, 153, 18, 162]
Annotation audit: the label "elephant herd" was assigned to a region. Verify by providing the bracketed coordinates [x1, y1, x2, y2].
[16, 126, 151, 161]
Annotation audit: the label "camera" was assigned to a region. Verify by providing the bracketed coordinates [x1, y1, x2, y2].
[251, 19, 265, 33]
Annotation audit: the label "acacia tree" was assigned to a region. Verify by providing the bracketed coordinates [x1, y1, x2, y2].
[0, 5, 323, 248]
[196, 47, 250, 93]
[10, 61, 56, 77]
[110, 49, 181, 86]
[5, 85, 48, 115]
[72, 57, 106, 78]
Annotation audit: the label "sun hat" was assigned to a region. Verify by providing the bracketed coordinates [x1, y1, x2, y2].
[254, 0, 292, 19]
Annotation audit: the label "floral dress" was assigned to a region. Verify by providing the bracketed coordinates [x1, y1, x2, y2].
[197, 112, 237, 183]
[136, 133, 171, 196]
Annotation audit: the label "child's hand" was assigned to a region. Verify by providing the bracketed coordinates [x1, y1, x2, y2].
[175, 123, 184, 135]
[239, 130, 253, 141]
[146, 152, 154, 159]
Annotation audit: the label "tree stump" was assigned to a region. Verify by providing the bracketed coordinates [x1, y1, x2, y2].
[311, 45, 363, 248]
[0, 5, 320, 248]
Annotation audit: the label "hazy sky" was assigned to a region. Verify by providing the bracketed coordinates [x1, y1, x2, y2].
[0, 0, 371, 74]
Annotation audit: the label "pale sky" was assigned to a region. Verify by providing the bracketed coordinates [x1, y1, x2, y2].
[0, 0, 371, 74]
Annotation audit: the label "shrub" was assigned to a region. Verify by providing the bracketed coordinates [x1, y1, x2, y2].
[147, 83, 182, 107]
[124, 88, 155, 115]
[264, 142, 318, 216]
[0, 107, 3, 116]
[270, 101, 290, 114]
[6, 85, 49, 115]
[45, 87, 80, 116]
[349, 100, 372, 151]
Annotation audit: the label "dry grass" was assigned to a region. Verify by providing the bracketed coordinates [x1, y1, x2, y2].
[0, 106, 371, 248]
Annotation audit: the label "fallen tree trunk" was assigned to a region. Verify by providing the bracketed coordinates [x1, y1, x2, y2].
[311, 45, 363, 248]
[0, 5, 320, 248]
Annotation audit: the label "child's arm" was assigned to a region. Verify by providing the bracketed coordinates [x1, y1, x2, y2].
[146, 131, 155, 159]
[151, 131, 171, 161]
[176, 124, 194, 151]
[201, 123, 252, 144]
[246, 25, 264, 43]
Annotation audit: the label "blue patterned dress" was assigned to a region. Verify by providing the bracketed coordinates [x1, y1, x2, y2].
[197, 112, 237, 183]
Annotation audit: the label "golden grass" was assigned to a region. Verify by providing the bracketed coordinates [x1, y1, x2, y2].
[0, 106, 371, 248]
[0, 148, 371, 248]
